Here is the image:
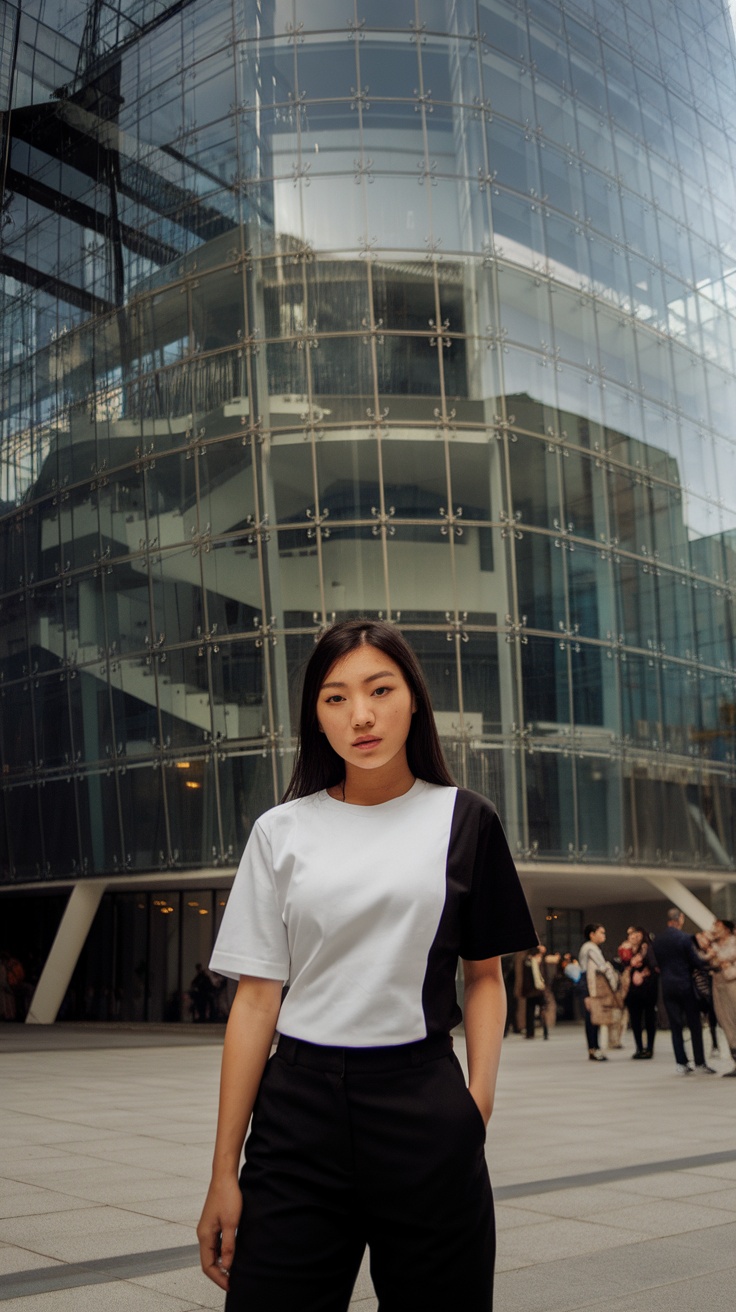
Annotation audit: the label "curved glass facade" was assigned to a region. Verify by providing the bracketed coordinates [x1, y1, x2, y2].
[2, 0, 736, 967]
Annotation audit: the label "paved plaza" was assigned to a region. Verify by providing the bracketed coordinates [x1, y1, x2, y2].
[1, 1021, 735, 1310]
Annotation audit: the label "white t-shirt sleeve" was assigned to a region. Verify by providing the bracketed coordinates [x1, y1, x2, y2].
[209, 820, 290, 982]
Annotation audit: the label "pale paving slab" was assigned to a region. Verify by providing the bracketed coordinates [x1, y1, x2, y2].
[500, 1183, 641, 1221]
[675, 1184, 736, 1213]
[681, 1159, 736, 1181]
[577, 1196, 736, 1239]
[0, 1183, 100, 1221]
[12, 1165, 205, 1207]
[116, 1191, 209, 1226]
[0, 1244, 64, 1277]
[494, 1225, 736, 1312]
[0, 1282, 205, 1311]
[0, 1209, 193, 1265]
[496, 1216, 651, 1272]
[126, 1267, 229, 1309]
[603, 1168, 736, 1199]
[495, 1203, 553, 1233]
[556, 1266, 736, 1312]
[2, 1153, 193, 1188]
[66, 1141, 215, 1173]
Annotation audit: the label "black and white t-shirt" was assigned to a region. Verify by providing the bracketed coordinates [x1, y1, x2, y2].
[210, 780, 537, 1047]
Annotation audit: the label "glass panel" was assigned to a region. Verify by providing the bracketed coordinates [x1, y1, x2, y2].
[460, 628, 502, 734]
[568, 543, 608, 642]
[522, 634, 570, 726]
[181, 891, 220, 1022]
[148, 891, 181, 1022]
[508, 433, 561, 534]
[113, 893, 149, 1022]
[219, 751, 280, 857]
[118, 764, 169, 871]
[576, 755, 618, 860]
[525, 751, 574, 860]
[515, 530, 565, 635]
[78, 769, 123, 876]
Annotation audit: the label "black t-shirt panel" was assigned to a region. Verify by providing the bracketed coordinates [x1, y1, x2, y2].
[420, 788, 538, 1037]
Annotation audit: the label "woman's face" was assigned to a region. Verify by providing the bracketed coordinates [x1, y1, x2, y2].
[713, 920, 729, 941]
[629, 930, 643, 950]
[591, 926, 606, 945]
[317, 644, 416, 774]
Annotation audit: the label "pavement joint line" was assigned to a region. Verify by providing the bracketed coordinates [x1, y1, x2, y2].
[493, 1147, 736, 1199]
[3, 1148, 736, 1299]
[0, 1244, 202, 1301]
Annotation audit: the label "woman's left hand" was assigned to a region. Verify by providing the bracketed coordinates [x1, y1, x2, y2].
[468, 1085, 493, 1127]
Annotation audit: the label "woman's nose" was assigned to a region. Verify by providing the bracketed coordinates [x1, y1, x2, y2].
[351, 700, 374, 726]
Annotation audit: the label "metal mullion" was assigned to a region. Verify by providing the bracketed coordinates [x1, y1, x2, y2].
[191, 435, 226, 864]
[300, 247, 328, 624]
[363, 254, 392, 617]
[553, 441, 582, 855]
[242, 247, 283, 805]
[92, 480, 127, 872]
[142, 464, 174, 867]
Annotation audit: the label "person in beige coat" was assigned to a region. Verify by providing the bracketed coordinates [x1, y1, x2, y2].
[578, 924, 624, 1061]
[707, 919, 736, 1076]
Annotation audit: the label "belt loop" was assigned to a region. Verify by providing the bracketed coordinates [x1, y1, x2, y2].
[340, 1048, 346, 1079]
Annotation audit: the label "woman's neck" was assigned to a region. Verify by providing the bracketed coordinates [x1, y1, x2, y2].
[329, 755, 416, 806]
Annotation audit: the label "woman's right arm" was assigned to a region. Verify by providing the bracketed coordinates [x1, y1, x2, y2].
[197, 974, 283, 1291]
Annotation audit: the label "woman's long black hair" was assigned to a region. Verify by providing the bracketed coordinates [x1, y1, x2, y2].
[281, 619, 455, 801]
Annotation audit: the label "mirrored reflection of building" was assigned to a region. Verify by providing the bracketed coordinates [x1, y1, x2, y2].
[2, 0, 736, 1021]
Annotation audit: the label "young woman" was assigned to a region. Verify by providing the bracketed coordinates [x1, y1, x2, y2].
[624, 927, 658, 1059]
[578, 923, 621, 1061]
[197, 619, 537, 1310]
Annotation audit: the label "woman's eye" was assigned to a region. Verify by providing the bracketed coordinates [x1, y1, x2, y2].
[372, 686, 390, 697]
[324, 694, 344, 704]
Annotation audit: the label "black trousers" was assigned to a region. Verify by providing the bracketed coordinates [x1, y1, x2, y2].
[662, 986, 705, 1066]
[626, 991, 657, 1053]
[225, 1034, 495, 1312]
[576, 977, 599, 1050]
[525, 994, 547, 1038]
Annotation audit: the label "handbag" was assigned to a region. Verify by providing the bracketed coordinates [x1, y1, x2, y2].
[587, 973, 627, 1027]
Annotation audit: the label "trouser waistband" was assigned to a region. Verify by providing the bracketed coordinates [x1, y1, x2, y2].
[275, 1032, 453, 1073]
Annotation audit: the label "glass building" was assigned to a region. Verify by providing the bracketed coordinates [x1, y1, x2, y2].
[1, 0, 736, 1021]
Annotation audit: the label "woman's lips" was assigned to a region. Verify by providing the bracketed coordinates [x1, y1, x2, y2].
[353, 737, 381, 750]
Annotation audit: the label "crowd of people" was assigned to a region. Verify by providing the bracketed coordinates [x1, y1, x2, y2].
[508, 910, 736, 1075]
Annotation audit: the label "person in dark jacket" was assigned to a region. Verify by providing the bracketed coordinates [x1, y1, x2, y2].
[653, 909, 716, 1074]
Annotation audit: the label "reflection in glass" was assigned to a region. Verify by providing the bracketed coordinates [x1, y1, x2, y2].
[2, 0, 736, 1006]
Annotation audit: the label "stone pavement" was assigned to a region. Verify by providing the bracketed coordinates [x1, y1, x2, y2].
[1, 1021, 735, 1310]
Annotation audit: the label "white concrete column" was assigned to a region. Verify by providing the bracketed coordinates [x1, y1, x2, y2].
[645, 875, 714, 931]
[26, 881, 107, 1024]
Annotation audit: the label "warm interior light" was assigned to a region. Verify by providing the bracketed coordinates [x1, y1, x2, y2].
[175, 761, 191, 769]
[198, 908, 209, 915]
[187, 900, 199, 907]
[185, 780, 201, 789]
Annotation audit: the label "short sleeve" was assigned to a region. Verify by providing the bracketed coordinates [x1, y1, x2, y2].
[458, 801, 538, 960]
[209, 820, 290, 982]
